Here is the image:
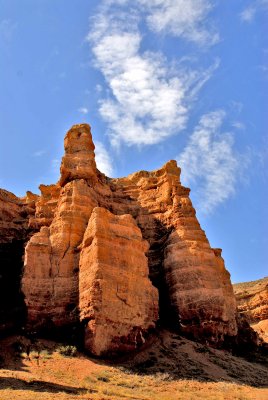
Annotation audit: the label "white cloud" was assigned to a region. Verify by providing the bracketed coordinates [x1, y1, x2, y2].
[88, 5, 219, 147]
[240, 7, 256, 22]
[177, 110, 241, 214]
[78, 107, 89, 114]
[95, 141, 114, 176]
[232, 121, 245, 130]
[240, 0, 268, 22]
[138, 0, 219, 45]
[106, 0, 218, 45]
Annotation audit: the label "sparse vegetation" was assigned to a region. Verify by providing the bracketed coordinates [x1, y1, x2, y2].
[57, 345, 77, 357]
[0, 331, 267, 400]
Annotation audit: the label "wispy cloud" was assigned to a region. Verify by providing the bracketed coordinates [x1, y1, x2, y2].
[95, 141, 113, 176]
[138, 0, 219, 45]
[230, 100, 243, 114]
[240, 7, 256, 22]
[177, 110, 243, 214]
[78, 107, 89, 114]
[105, 0, 218, 45]
[33, 150, 46, 157]
[96, 84, 103, 93]
[240, 0, 268, 23]
[257, 64, 268, 79]
[0, 19, 17, 43]
[87, 1, 219, 147]
[232, 121, 245, 130]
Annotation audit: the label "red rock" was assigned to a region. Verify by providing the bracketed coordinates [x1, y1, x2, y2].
[22, 179, 98, 328]
[233, 277, 268, 343]
[28, 184, 61, 230]
[110, 161, 237, 342]
[2, 123, 239, 352]
[59, 124, 97, 186]
[79, 207, 158, 356]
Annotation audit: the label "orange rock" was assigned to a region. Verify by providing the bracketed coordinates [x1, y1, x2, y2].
[233, 277, 268, 343]
[19, 123, 238, 351]
[111, 160, 237, 342]
[28, 184, 61, 230]
[79, 207, 158, 356]
[59, 124, 97, 187]
[22, 179, 98, 328]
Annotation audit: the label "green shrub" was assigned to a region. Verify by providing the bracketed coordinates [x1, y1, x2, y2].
[57, 345, 77, 357]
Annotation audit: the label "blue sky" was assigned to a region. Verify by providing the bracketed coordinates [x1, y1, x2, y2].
[0, 0, 267, 283]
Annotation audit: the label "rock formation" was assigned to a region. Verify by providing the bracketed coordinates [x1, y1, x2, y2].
[79, 207, 158, 356]
[2, 123, 238, 354]
[0, 189, 35, 332]
[233, 278, 268, 343]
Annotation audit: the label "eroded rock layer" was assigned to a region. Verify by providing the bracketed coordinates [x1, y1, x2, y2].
[22, 126, 99, 328]
[2, 123, 238, 353]
[79, 207, 158, 356]
[0, 189, 30, 331]
[109, 162, 237, 342]
[234, 277, 268, 343]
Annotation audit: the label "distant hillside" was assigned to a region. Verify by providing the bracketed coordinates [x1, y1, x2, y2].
[233, 277, 268, 343]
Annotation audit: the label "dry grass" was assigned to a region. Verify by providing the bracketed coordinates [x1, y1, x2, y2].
[0, 331, 267, 400]
[233, 277, 268, 298]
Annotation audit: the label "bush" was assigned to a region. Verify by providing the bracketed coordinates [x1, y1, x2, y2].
[57, 345, 77, 357]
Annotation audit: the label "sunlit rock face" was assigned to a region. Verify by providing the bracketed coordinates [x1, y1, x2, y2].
[234, 278, 268, 343]
[2, 123, 238, 353]
[22, 180, 98, 329]
[22, 125, 99, 329]
[79, 207, 158, 356]
[59, 124, 97, 186]
[109, 160, 237, 343]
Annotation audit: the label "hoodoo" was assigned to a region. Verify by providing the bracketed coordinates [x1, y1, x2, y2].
[1, 123, 238, 355]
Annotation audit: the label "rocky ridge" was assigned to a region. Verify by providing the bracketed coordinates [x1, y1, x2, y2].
[1, 123, 238, 355]
[233, 277, 268, 343]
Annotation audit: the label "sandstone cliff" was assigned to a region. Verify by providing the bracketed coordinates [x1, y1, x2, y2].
[2, 123, 238, 354]
[0, 189, 34, 332]
[79, 207, 158, 356]
[233, 277, 268, 343]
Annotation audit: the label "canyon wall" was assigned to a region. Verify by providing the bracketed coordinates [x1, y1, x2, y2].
[0, 189, 29, 332]
[79, 207, 158, 356]
[2, 123, 238, 353]
[234, 278, 268, 343]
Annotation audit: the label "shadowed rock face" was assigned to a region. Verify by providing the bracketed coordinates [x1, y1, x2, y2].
[2, 123, 238, 353]
[0, 185, 64, 333]
[0, 189, 33, 332]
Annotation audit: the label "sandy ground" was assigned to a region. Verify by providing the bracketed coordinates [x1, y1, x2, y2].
[0, 330, 267, 400]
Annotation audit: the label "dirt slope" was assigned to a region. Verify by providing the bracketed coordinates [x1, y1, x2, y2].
[0, 330, 267, 400]
[234, 277, 268, 343]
